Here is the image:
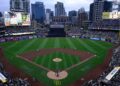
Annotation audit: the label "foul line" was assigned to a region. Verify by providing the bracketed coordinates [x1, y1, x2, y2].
[17, 55, 51, 72]
[65, 55, 96, 71]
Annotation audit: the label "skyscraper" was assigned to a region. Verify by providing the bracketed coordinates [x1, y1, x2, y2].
[89, 0, 112, 22]
[93, 0, 105, 21]
[104, 1, 112, 12]
[55, 2, 66, 16]
[45, 9, 54, 24]
[10, 0, 30, 13]
[89, 3, 94, 22]
[68, 10, 77, 25]
[68, 10, 77, 18]
[78, 8, 88, 27]
[0, 12, 3, 17]
[31, 2, 45, 23]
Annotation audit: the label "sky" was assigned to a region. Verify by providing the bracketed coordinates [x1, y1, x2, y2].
[0, 0, 94, 13]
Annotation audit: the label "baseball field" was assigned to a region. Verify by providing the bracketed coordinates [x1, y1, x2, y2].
[0, 38, 113, 86]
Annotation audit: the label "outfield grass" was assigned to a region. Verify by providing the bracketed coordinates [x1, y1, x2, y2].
[0, 38, 113, 86]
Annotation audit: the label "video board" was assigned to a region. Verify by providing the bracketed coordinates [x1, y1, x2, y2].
[102, 1, 120, 19]
[102, 11, 120, 19]
[22, 13, 31, 26]
[4, 12, 30, 26]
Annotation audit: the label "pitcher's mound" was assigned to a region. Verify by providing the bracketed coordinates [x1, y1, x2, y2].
[47, 71, 68, 80]
[53, 58, 62, 62]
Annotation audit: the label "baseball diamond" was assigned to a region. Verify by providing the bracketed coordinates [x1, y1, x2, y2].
[0, 38, 113, 86]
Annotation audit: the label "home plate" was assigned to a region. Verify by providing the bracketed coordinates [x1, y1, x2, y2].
[47, 71, 68, 80]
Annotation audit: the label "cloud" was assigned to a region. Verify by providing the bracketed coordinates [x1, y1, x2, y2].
[31, 0, 93, 12]
[63, 0, 93, 11]
[0, 0, 93, 13]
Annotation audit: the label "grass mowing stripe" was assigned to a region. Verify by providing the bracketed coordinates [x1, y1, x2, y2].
[61, 53, 67, 69]
[65, 38, 78, 63]
[41, 38, 56, 70]
[5, 41, 19, 50]
[39, 55, 46, 65]
[16, 39, 36, 54]
[34, 38, 50, 72]
[66, 38, 80, 62]
[95, 40, 112, 47]
[34, 56, 40, 64]
[60, 38, 75, 67]
[77, 39, 97, 53]
[89, 40, 107, 49]
[47, 54, 54, 69]
[66, 38, 76, 49]
[83, 39, 106, 54]
[65, 54, 73, 67]
[54, 38, 60, 48]
[55, 52, 60, 71]
[68, 55, 74, 65]
[39, 38, 52, 66]
[57, 38, 70, 69]
[25, 39, 44, 50]
[71, 38, 86, 51]
[37, 38, 48, 49]
[5, 40, 30, 53]
[47, 38, 59, 70]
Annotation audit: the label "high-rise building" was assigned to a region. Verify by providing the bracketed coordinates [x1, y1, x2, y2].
[93, 0, 105, 21]
[89, 3, 94, 22]
[45, 9, 54, 24]
[10, 0, 30, 13]
[104, 1, 112, 12]
[0, 12, 4, 27]
[0, 12, 3, 17]
[68, 10, 77, 24]
[89, 0, 112, 22]
[55, 2, 66, 16]
[68, 10, 77, 18]
[78, 8, 88, 28]
[31, 2, 45, 23]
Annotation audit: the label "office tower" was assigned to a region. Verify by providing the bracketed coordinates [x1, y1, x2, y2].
[31, 2, 45, 23]
[55, 2, 66, 16]
[78, 8, 88, 27]
[89, 3, 94, 22]
[89, 0, 112, 22]
[93, 0, 105, 21]
[68, 10, 77, 24]
[10, 0, 30, 13]
[45, 9, 54, 24]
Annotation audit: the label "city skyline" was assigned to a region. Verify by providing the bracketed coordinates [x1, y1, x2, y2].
[0, 0, 94, 13]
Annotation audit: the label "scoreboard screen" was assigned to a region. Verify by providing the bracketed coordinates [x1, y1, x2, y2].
[102, 11, 120, 19]
[4, 12, 31, 26]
